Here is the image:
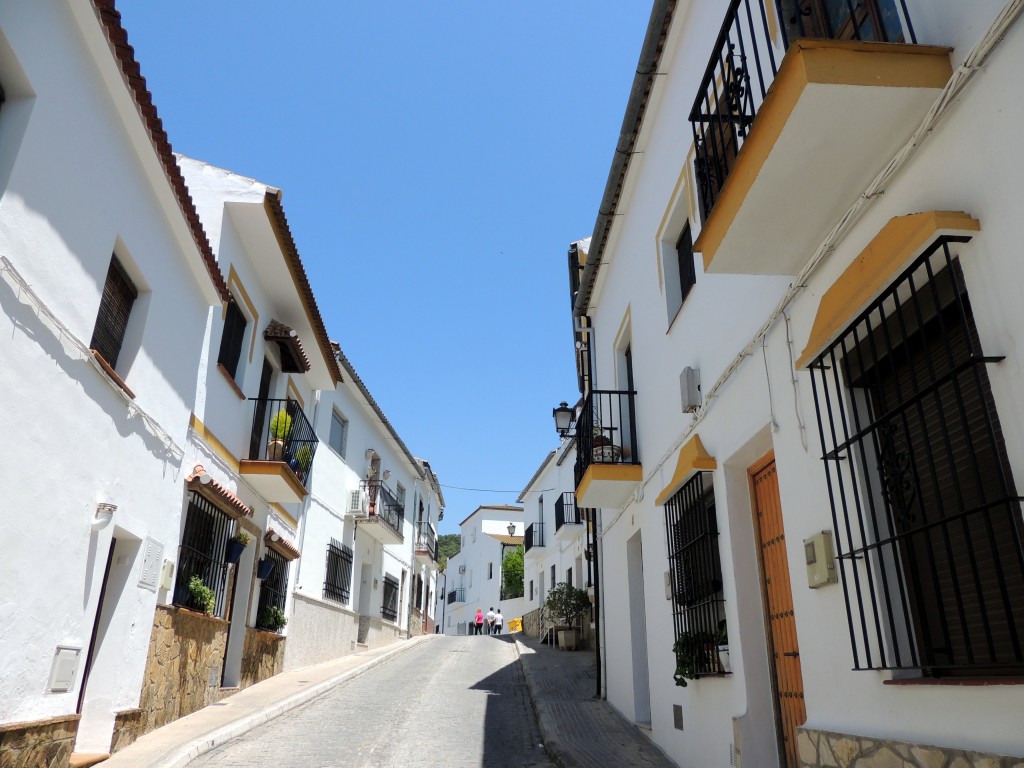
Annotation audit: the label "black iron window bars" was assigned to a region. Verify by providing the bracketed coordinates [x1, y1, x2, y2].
[555, 492, 583, 531]
[808, 238, 1024, 676]
[256, 548, 288, 630]
[525, 522, 545, 553]
[324, 538, 354, 604]
[665, 472, 727, 678]
[382, 574, 400, 621]
[690, 0, 915, 222]
[447, 587, 466, 605]
[173, 491, 233, 617]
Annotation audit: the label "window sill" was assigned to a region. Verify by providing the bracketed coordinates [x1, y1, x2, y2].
[217, 364, 246, 400]
[883, 676, 1024, 687]
[91, 350, 135, 399]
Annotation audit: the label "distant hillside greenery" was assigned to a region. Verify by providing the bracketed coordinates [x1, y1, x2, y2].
[437, 533, 461, 572]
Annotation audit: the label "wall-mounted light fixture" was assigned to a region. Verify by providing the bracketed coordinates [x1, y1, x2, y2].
[365, 448, 376, 460]
[553, 401, 573, 435]
[92, 502, 116, 526]
[507, 522, 516, 537]
[383, 469, 392, 481]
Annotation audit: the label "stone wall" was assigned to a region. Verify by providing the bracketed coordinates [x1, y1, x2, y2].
[110, 708, 143, 754]
[0, 714, 78, 768]
[283, 592, 361, 671]
[798, 728, 1024, 768]
[409, 608, 424, 637]
[137, 604, 229, 736]
[521, 607, 542, 638]
[240, 627, 285, 689]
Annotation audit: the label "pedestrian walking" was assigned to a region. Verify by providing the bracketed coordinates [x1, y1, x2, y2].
[486, 607, 495, 635]
[474, 608, 484, 636]
[494, 607, 503, 635]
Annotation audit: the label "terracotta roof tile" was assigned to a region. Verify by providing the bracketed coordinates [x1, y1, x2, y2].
[90, 0, 228, 302]
[264, 319, 311, 373]
[187, 465, 254, 518]
[264, 529, 301, 560]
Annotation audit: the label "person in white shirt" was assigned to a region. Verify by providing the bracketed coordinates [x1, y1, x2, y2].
[494, 608, 504, 635]
[486, 607, 496, 635]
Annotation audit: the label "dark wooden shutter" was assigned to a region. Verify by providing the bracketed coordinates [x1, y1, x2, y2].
[676, 223, 695, 306]
[217, 299, 247, 379]
[90, 256, 138, 370]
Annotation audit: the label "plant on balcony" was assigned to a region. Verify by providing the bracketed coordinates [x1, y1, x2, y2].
[292, 444, 313, 477]
[673, 629, 718, 687]
[188, 576, 216, 616]
[258, 605, 287, 632]
[225, 530, 250, 565]
[267, 410, 292, 461]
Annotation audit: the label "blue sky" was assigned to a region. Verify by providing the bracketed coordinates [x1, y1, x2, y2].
[117, 1, 650, 534]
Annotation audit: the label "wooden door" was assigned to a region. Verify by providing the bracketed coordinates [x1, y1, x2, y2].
[750, 455, 805, 768]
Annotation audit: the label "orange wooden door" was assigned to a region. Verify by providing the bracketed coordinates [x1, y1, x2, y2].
[750, 455, 806, 768]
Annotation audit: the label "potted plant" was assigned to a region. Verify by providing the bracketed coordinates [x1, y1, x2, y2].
[673, 629, 720, 686]
[291, 444, 313, 480]
[188, 575, 216, 616]
[258, 605, 287, 633]
[544, 582, 591, 651]
[591, 427, 621, 462]
[717, 620, 731, 674]
[225, 530, 250, 565]
[267, 409, 292, 461]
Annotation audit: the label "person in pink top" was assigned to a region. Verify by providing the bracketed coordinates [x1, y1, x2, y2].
[474, 608, 484, 636]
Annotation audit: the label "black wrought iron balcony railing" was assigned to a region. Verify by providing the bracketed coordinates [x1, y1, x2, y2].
[525, 522, 545, 553]
[574, 390, 639, 488]
[690, 0, 916, 222]
[368, 479, 404, 538]
[447, 588, 466, 604]
[248, 398, 319, 485]
[415, 524, 437, 561]
[555, 492, 584, 531]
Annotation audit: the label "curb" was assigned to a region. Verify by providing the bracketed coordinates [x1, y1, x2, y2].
[152, 635, 432, 767]
[513, 635, 579, 768]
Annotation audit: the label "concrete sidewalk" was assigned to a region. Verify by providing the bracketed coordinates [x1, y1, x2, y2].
[513, 634, 678, 768]
[101, 635, 432, 768]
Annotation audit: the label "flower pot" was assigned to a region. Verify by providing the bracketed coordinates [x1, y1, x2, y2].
[257, 558, 275, 580]
[592, 443, 622, 462]
[557, 628, 580, 651]
[717, 645, 731, 673]
[267, 439, 286, 461]
[225, 540, 246, 565]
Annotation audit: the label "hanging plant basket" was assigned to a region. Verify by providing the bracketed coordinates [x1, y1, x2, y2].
[225, 540, 246, 565]
[257, 557, 276, 580]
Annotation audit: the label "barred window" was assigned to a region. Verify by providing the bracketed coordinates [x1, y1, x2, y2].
[217, 298, 247, 380]
[174, 491, 233, 618]
[382, 574, 399, 621]
[90, 255, 138, 370]
[323, 539, 353, 604]
[665, 472, 727, 677]
[809, 238, 1024, 676]
[257, 548, 288, 629]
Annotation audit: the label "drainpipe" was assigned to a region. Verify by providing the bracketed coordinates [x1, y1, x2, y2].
[592, 508, 604, 699]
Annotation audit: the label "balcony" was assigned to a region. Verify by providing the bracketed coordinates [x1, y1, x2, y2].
[240, 398, 317, 503]
[447, 588, 466, 605]
[554, 492, 585, 542]
[415, 524, 438, 567]
[690, 0, 950, 276]
[524, 522, 545, 557]
[355, 480, 404, 546]
[574, 390, 641, 510]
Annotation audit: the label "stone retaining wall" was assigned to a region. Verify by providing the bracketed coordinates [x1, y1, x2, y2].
[240, 627, 285, 689]
[137, 604, 229, 736]
[521, 607, 542, 638]
[0, 714, 78, 768]
[110, 708, 143, 754]
[798, 727, 1024, 768]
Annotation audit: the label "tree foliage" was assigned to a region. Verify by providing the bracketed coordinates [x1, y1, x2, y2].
[437, 533, 461, 573]
[502, 545, 525, 599]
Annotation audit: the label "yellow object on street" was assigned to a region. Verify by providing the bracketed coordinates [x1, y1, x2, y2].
[507, 618, 522, 633]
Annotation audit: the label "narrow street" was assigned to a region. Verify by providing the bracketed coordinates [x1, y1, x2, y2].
[190, 636, 555, 768]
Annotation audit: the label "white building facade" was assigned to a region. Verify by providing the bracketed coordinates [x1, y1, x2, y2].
[441, 506, 525, 635]
[567, 1, 1024, 767]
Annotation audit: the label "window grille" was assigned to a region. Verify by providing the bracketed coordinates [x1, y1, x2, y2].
[382, 574, 399, 621]
[174, 491, 233, 617]
[257, 548, 288, 627]
[90, 255, 138, 370]
[217, 298, 247, 380]
[664, 472, 726, 676]
[323, 539, 353, 604]
[809, 238, 1024, 675]
[676, 223, 696, 307]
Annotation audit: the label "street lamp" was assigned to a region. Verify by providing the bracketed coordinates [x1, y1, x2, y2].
[553, 401, 573, 435]
[508, 522, 516, 537]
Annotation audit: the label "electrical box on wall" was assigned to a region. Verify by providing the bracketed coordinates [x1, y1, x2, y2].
[680, 367, 701, 413]
[804, 530, 838, 588]
[159, 560, 175, 591]
[48, 646, 81, 692]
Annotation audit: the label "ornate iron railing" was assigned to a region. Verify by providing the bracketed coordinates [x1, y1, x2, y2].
[525, 522, 545, 553]
[447, 587, 467, 605]
[416, 524, 437, 561]
[248, 397, 318, 487]
[367, 479, 404, 540]
[555, 492, 583, 531]
[574, 390, 640, 489]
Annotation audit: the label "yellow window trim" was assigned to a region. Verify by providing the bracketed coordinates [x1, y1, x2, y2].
[797, 210, 980, 369]
[189, 413, 241, 472]
[655, 434, 717, 506]
[693, 39, 952, 270]
[286, 377, 304, 409]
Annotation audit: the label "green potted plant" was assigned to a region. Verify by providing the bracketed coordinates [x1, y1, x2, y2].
[293, 444, 313, 479]
[544, 582, 591, 651]
[225, 529, 250, 565]
[267, 409, 292, 461]
[673, 629, 718, 686]
[258, 605, 287, 633]
[187, 575, 216, 616]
